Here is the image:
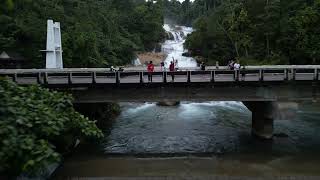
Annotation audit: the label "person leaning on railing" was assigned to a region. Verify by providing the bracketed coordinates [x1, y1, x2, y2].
[169, 61, 175, 82]
[147, 61, 154, 82]
[110, 66, 116, 72]
[200, 62, 206, 71]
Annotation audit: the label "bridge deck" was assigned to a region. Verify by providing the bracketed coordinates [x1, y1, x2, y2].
[1, 67, 320, 102]
[0, 66, 319, 86]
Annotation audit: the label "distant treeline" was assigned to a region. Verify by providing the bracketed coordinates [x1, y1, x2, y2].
[0, 0, 164, 68]
[165, 0, 320, 65]
[2, 0, 320, 67]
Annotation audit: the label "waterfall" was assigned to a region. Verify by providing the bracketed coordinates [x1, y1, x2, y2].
[162, 24, 197, 68]
[133, 58, 141, 66]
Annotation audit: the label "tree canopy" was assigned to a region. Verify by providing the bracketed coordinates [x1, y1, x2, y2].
[169, 0, 320, 65]
[0, 0, 164, 68]
[1, 0, 320, 66]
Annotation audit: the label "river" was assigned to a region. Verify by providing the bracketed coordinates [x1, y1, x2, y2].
[52, 25, 320, 178]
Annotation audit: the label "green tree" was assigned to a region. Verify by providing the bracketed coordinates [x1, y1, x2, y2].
[0, 78, 103, 176]
[0, 0, 165, 68]
[185, 0, 320, 65]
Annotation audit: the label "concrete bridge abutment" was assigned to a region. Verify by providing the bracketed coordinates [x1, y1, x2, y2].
[243, 101, 274, 139]
[243, 101, 298, 140]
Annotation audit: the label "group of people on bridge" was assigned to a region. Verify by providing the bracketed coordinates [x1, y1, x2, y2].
[228, 60, 241, 70]
[147, 57, 179, 82]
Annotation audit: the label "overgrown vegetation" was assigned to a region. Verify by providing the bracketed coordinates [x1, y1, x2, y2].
[74, 103, 121, 131]
[0, 0, 164, 68]
[0, 78, 103, 176]
[165, 0, 320, 65]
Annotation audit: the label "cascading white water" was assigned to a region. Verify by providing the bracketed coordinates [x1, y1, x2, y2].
[132, 24, 197, 67]
[162, 24, 197, 68]
[132, 58, 141, 66]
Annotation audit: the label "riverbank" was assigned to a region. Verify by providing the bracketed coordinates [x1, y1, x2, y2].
[52, 155, 320, 179]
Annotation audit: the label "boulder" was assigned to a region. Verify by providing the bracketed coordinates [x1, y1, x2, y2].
[157, 101, 180, 106]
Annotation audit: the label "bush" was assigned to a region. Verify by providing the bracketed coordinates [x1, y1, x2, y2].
[0, 78, 103, 176]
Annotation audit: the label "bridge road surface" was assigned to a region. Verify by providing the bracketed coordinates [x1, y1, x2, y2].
[11, 73, 315, 85]
[1, 65, 320, 85]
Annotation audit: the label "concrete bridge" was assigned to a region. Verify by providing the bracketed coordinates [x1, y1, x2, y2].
[1, 65, 320, 139]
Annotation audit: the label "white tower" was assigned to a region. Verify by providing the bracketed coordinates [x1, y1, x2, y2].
[45, 20, 63, 69]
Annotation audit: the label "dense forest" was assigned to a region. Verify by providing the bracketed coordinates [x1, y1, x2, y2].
[179, 0, 320, 65]
[1, 0, 320, 67]
[163, 0, 213, 26]
[0, 0, 164, 68]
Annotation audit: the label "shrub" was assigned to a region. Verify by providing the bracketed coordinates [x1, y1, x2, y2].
[0, 78, 103, 176]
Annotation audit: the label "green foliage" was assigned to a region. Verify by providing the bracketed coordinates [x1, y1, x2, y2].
[0, 78, 103, 176]
[184, 0, 320, 65]
[163, 0, 221, 26]
[0, 0, 164, 68]
[74, 103, 121, 131]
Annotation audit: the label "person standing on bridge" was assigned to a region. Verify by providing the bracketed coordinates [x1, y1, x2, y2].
[160, 60, 165, 71]
[175, 59, 179, 71]
[234, 62, 240, 70]
[200, 62, 206, 71]
[169, 61, 175, 82]
[147, 61, 155, 82]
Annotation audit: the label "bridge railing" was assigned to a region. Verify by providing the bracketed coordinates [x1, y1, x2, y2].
[0, 67, 319, 85]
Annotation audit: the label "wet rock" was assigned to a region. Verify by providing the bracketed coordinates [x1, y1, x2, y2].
[166, 32, 175, 40]
[182, 52, 191, 57]
[157, 101, 180, 106]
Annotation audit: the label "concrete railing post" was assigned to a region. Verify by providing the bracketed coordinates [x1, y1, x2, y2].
[284, 69, 289, 81]
[292, 69, 296, 81]
[210, 71, 215, 83]
[314, 69, 319, 81]
[37, 72, 42, 84]
[12, 73, 17, 83]
[241, 69, 245, 81]
[163, 71, 167, 83]
[187, 71, 191, 83]
[68, 73, 73, 84]
[44, 72, 48, 84]
[259, 69, 264, 82]
[92, 72, 97, 84]
[235, 70, 240, 82]
[116, 71, 120, 84]
[140, 72, 144, 84]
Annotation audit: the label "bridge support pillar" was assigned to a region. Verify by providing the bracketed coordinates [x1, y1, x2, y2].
[243, 101, 274, 139]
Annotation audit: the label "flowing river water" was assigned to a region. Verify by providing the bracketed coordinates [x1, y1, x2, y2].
[53, 25, 320, 178]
